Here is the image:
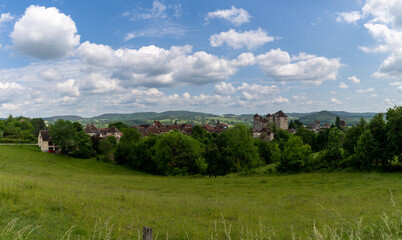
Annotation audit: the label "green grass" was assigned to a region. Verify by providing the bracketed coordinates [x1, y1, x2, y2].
[0, 145, 400, 239]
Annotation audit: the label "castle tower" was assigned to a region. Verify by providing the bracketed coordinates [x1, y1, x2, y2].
[253, 114, 262, 131]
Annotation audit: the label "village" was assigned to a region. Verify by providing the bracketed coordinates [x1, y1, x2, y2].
[38, 110, 295, 152]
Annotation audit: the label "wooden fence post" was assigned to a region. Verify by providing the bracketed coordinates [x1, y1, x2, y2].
[143, 226, 153, 240]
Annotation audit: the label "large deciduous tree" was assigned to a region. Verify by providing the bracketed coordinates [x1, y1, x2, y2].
[49, 119, 76, 153]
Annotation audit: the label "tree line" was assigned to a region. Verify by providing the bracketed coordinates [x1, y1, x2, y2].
[0, 115, 46, 143]
[112, 106, 401, 175]
[29, 105, 401, 175]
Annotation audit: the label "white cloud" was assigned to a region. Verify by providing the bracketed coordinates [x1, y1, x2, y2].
[349, 0, 402, 78]
[356, 88, 375, 93]
[339, 82, 349, 89]
[57, 79, 79, 96]
[237, 82, 279, 100]
[384, 98, 394, 105]
[0, 13, 14, 25]
[11, 5, 80, 59]
[368, 93, 378, 97]
[40, 69, 62, 81]
[210, 28, 274, 49]
[273, 96, 289, 104]
[390, 81, 402, 86]
[78, 43, 238, 88]
[348, 75, 361, 83]
[135, 1, 167, 20]
[232, 52, 255, 66]
[254, 49, 341, 84]
[397, 86, 402, 92]
[124, 22, 186, 41]
[205, 6, 251, 26]
[330, 91, 337, 94]
[330, 98, 342, 104]
[215, 82, 236, 95]
[336, 11, 362, 23]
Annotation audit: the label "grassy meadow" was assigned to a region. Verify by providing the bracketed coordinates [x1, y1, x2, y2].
[0, 145, 400, 239]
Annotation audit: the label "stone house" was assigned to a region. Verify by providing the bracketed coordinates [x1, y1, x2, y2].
[38, 130, 58, 152]
[84, 123, 121, 140]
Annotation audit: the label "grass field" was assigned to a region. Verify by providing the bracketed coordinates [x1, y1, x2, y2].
[0, 145, 400, 239]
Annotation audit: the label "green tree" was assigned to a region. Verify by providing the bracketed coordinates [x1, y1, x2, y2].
[49, 119, 76, 153]
[114, 128, 141, 165]
[71, 131, 93, 159]
[342, 125, 363, 156]
[385, 106, 402, 164]
[335, 116, 341, 129]
[108, 122, 128, 131]
[368, 113, 387, 167]
[30, 118, 46, 137]
[353, 129, 375, 170]
[154, 131, 205, 175]
[221, 125, 262, 172]
[73, 122, 83, 132]
[295, 127, 318, 151]
[98, 138, 114, 154]
[130, 135, 159, 173]
[323, 127, 343, 170]
[277, 135, 311, 172]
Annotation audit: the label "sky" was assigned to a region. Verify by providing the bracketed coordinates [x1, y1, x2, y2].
[0, 0, 401, 117]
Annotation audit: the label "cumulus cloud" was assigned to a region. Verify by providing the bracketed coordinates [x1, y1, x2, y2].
[237, 82, 279, 100]
[0, 13, 14, 25]
[254, 49, 341, 84]
[356, 88, 375, 93]
[330, 98, 341, 104]
[40, 69, 62, 81]
[336, 11, 361, 23]
[390, 81, 402, 86]
[0, 82, 24, 104]
[210, 28, 274, 49]
[215, 82, 236, 95]
[205, 6, 251, 26]
[397, 86, 402, 92]
[273, 96, 289, 104]
[339, 82, 349, 89]
[57, 79, 80, 97]
[11, 5, 80, 59]
[344, 0, 402, 78]
[78, 43, 237, 88]
[348, 75, 361, 84]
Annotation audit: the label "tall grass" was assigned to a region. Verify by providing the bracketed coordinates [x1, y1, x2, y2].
[0, 145, 400, 239]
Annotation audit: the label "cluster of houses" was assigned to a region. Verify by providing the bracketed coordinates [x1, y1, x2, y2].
[38, 120, 229, 152]
[307, 120, 346, 133]
[132, 120, 228, 136]
[38, 123, 121, 152]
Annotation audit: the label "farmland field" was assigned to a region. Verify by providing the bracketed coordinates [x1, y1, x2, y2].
[0, 145, 400, 239]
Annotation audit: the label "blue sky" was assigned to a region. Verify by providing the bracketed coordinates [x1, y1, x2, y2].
[0, 0, 401, 117]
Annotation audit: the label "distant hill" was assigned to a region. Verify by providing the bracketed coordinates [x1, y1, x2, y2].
[297, 111, 377, 126]
[43, 115, 83, 122]
[93, 111, 218, 121]
[41, 110, 378, 127]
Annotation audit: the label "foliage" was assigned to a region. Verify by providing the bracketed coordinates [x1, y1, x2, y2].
[30, 118, 46, 137]
[98, 137, 114, 154]
[70, 131, 94, 159]
[154, 131, 205, 175]
[108, 121, 128, 131]
[220, 125, 262, 172]
[335, 116, 341, 129]
[277, 135, 312, 172]
[114, 128, 141, 165]
[49, 119, 76, 153]
[385, 106, 402, 162]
